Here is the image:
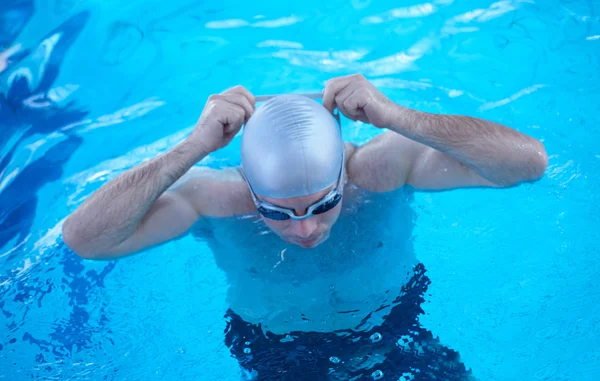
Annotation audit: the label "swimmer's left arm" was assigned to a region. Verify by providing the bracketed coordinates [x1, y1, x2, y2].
[324, 74, 548, 192]
[383, 107, 548, 190]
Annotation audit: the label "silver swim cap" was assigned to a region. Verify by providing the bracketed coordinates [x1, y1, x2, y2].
[241, 94, 344, 199]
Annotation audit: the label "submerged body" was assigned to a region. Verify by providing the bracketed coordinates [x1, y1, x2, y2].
[199, 186, 415, 334]
[197, 187, 475, 380]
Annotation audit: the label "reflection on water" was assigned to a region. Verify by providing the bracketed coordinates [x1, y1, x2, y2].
[0, 0, 34, 49]
[99, 21, 144, 66]
[1, 11, 90, 251]
[205, 16, 304, 29]
[0, 9, 117, 379]
[0, 136, 82, 254]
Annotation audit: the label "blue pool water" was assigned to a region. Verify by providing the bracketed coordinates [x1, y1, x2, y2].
[1, 0, 599, 379]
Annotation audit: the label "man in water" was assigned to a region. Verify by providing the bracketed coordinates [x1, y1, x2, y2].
[63, 74, 547, 380]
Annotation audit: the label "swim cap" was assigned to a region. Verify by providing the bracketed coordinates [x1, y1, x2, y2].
[241, 94, 344, 199]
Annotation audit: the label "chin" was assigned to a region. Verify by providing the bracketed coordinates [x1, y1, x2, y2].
[295, 233, 329, 249]
[297, 241, 319, 249]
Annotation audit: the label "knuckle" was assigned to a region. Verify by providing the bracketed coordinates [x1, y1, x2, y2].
[226, 92, 243, 101]
[227, 85, 247, 95]
[326, 78, 338, 87]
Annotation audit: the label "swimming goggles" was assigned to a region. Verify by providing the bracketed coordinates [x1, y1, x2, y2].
[243, 105, 344, 221]
[244, 151, 344, 221]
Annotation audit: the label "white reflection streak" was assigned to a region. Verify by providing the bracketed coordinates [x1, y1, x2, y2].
[205, 19, 249, 29]
[0, 235, 29, 259]
[22, 84, 80, 109]
[257, 40, 304, 49]
[273, 37, 430, 76]
[371, 78, 467, 99]
[477, 1, 517, 22]
[252, 16, 303, 28]
[0, 167, 19, 192]
[359, 37, 432, 76]
[370, 78, 432, 91]
[31, 219, 64, 256]
[586, 35, 600, 41]
[478, 84, 545, 111]
[362, 3, 437, 24]
[60, 98, 165, 133]
[447, 89, 463, 97]
[0, 43, 23, 72]
[65, 128, 194, 206]
[449, 0, 525, 24]
[272, 49, 369, 71]
[205, 16, 302, 29]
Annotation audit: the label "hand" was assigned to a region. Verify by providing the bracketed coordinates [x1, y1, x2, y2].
[322, 74, 398, 128]
[189, 85, 255, 153]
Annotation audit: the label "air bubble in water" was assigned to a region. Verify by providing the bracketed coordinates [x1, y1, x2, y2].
[329, 356, 340, 364]
[245, 341, 251, 345]
[370, 332, 382, 343]
[243, 348, 251, 354]
[372, 369, 384, 380]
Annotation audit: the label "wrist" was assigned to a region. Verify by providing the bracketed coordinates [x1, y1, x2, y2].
[170, 138, 210, 168]
[184, 132, 215, 156]
[386, 104, 418, 134]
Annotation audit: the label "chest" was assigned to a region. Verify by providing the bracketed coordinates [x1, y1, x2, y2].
[196, 191, 417, 332]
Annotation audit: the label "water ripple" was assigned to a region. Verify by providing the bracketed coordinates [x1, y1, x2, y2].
[206, 16, 303, 29]
[257, 40, 304, 49]
[478, 84, 546, 111]
[361, 3, 438, 25]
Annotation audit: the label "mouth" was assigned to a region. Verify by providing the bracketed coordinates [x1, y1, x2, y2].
[294, 234, 324, 248]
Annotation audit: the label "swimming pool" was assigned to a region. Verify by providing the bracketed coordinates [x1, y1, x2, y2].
[1, 0, 599, 379]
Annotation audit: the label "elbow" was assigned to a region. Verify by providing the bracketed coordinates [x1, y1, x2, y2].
[498, 141, 548, 187]
[512, 140, 548, 185]
[62, 217, 100, 260]
[529, 140, 549, 181]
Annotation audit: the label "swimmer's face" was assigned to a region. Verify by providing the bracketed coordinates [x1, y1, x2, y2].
[260, 186, 342, 249]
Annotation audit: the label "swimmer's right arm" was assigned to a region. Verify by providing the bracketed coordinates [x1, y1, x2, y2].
[62, 86, 255, 259]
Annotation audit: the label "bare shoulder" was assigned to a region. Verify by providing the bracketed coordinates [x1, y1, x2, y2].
[168, 166, 255, 218]
[344, 131, 422, 193]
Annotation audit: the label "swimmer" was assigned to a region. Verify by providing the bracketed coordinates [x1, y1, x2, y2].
[63, 74, 547, 380]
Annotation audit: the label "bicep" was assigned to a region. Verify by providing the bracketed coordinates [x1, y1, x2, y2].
[347, 130, 497, 193]
[172, 167, 255, 218]
[110, 167, 253, 256]
[346, 131, 419, 192]
[407, 147, 498, 190]
[110, 191, 200, 256]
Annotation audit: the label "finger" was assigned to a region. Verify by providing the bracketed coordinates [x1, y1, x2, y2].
[335, 85, 362, 120]
[343, 87, 368, 114]
[322, 74, 367, 112]
[224, 85, 256, 108]
[223, 104, 246, 134]
[322, 77, 353, 113]
[223, 93, 254, 122]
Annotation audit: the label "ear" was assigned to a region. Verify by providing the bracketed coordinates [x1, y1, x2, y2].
[343, 142, 357, 185]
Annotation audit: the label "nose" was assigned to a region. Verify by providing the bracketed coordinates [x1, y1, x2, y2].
[290, 218, 318, 239]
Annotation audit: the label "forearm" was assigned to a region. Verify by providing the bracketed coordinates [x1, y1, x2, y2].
[62, 139, 207, 254]
[387, 106, 548, 186]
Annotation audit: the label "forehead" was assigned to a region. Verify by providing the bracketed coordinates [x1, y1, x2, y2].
[260, 185, 333, 207]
